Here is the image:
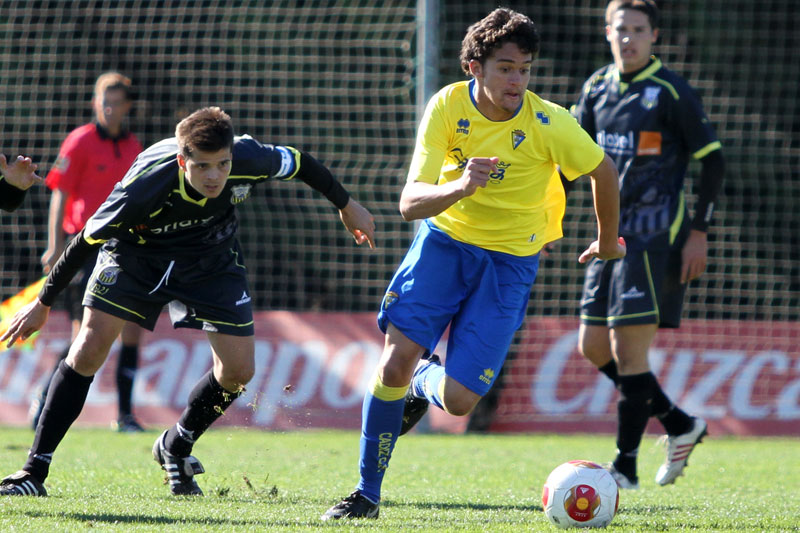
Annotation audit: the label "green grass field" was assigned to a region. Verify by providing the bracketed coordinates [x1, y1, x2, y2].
[0, 426, 797, 532]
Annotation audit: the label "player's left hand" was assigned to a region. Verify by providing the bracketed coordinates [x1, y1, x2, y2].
[680, 229, 707, 283]
[1, 299, 50, 349]
[578, 236, 626, 263]
[0, 154, 43, 190]
[339, 198, 377, 249]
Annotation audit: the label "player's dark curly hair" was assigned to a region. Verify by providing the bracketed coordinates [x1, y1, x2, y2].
[605, 0, 660, 29]
[176, 106, 235, 156]
[459, 8, 540, 76]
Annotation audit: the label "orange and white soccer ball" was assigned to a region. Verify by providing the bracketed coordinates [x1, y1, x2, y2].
[542, 460, 619, 529]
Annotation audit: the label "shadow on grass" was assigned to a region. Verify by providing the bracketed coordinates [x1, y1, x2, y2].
[390, 500, 541, 513]
[12, 508, 388, 530]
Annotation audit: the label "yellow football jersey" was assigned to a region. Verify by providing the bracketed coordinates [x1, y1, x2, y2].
[407, 80, 605, 256]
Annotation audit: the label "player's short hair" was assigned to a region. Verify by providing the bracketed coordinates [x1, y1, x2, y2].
[94, 72, 133, 100]
[176, 107, 235, 157]
[605, 0, 660, 30]
[459, 8, 540, 76]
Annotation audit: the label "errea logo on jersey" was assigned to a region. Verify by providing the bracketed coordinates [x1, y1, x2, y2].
[479, 368, 495, 385]
[456, 118, 470, 135]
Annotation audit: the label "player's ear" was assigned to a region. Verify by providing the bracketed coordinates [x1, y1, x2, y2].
[176, 153, 187, 170]
[651, 28, 659, 44]
[468, 59, 482, 78]
[605, 25, 612, 42]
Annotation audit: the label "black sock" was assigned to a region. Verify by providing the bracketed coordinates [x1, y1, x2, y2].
[37, 346, 71, 406]
[24, 360, 94, 482]
[598, 360, 619, 385]
[116, 343, 139, 418]
[614, 372, 655, 480]
[164, 371, 243, 456]
[644, 372, 694, 435]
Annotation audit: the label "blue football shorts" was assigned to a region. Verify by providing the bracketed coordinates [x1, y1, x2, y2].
[83, 240, 255, 336]
[579, 244, 687, 329]
[377, 220, 540, 396]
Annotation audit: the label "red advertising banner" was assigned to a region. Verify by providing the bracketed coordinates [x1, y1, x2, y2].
[0, 311, 384, 431]
[0, 312, 798, 436]
[492, 317, 800, 436]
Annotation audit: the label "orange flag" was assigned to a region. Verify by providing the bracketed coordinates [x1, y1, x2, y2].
[0, 277, 46, 351]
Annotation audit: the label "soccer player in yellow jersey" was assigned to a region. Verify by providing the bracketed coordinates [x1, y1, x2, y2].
[323, 8, 626, 520]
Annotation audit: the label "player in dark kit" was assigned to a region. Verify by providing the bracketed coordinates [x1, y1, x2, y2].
[0, 107, 376, 497]
[573, 0, 724, 489]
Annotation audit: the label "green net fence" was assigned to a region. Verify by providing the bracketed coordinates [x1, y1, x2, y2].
[2, 0, 797, 328]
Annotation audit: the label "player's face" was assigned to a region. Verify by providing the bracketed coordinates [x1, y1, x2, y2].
[469, 41, 532, 121]
[93, 88, 132, 135]
[606, 9, 658, 74]
[178, 148, 233, 198]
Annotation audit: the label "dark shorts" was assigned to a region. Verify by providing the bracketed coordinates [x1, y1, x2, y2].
[83, 241, 254, 336]
[63, 247, 100, 322]
[579, 245, 686, 329]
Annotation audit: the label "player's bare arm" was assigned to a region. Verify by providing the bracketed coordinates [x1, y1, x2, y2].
[41, 189, 69, 273]
[0, 154, 43, 190]
[680, 151, 723, 283]
[579, 153, 626, 263]
[680, 229, 707, 283]
[399, 156, 498, 221]
[339, 197, 377, 249]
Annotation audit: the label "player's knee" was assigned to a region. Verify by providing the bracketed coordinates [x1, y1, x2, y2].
[442, 392, 479, 417]
[379, 350, 422, 386]
[220, 362, 255, 389]
[66, 339, 114, 376]
[66, 351, 106, 376]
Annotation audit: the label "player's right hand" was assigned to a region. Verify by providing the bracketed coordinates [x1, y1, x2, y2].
[0, 299, 50, 349]
[458, 157, 498, 197]
[578, 236, 626, 263]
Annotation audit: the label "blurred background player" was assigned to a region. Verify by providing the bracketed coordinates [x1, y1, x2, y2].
[322, 8, 625, 521]
[0, 106, 376, 498]
[572, 0, 724, 488]
[31, 72, 146, 432]
[0, 154, 42, 212]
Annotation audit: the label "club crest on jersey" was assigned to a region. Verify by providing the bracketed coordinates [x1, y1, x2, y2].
[641, 86, 661, 110]
[511, 129, 526, 149]
[382, 291, 398, 310]
[456, 118, 470, 135]
[96, 266, 121, 286]
[230, 184, 252, 205]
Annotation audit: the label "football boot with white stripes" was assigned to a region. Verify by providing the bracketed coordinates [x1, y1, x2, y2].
[0, 470, 47, 496]
[152, 430, 205, 495]
[655, 417, 708, 486]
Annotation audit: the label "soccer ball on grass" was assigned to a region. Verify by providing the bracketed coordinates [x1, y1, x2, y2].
[541, 460, 618, 529]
